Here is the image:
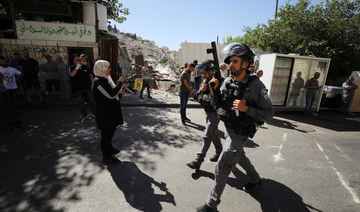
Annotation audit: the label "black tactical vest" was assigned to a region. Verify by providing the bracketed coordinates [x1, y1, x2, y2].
[217, 76, 258, 138]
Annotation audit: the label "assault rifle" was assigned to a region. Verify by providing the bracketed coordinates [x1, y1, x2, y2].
[206, 41, 221, 82]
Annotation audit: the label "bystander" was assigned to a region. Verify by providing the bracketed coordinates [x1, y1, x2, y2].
[18, 50, 43, 104]
[339, 75, 358, 114]
[69, 56, 94, 119]
[179, 63, 195, 125]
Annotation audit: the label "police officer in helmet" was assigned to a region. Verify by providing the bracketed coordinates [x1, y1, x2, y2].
[186, 59, 223, 171]
[196, 43, 273, 212]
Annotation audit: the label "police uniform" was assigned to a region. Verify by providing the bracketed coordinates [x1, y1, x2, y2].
[206, 73, 273, 209]
[187, 60, 223, 170]
[194, 78, 223, 164]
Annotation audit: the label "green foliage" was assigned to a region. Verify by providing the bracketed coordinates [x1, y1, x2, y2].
[224, 0, 360, 85]
[97, 0, 129, 24]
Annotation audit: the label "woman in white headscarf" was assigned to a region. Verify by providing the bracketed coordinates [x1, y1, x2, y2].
[92, 60, 125, 164]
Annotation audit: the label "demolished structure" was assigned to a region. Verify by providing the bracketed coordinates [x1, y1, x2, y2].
[107, 29, 180, 92]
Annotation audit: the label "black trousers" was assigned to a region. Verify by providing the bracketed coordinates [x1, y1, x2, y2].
[101, 127, 116, 157]
[139, 79, 151, 97]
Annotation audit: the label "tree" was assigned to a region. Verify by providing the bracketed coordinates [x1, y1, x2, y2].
[97, 0, 129, 23]
[226, 0, 360, 85]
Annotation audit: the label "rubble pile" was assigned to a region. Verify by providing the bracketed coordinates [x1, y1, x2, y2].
[108, 30, 180, 91]
[108, 31, 163, 64]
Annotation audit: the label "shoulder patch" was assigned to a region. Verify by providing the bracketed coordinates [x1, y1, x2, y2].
[261, 88, 270, 100]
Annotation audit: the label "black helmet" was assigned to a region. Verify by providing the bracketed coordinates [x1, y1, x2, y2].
[222, 42, 254, 65]
[199, 59, 215, 72]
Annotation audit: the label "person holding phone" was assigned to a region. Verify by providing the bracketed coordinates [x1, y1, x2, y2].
[92, 60, 126, 164]
[69, 56, 95, 119]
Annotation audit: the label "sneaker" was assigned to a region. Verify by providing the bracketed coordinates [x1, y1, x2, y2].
[196, 204, 218, 212]
[103, 156, 120, 165]
[148, 96, 152, 99]
[184, 117, 191, 122]
[139, 96, 144, 99]
[186, 160, 202, 170]
[244, 179, 263, 192]
[209, 153, 220, 162]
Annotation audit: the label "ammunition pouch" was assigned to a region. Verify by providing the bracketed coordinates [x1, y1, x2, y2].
[217, 106, 231, 123]
[218, 107, 257, 138]
[229, 112, 257, 138]
[198, 92, 214, 111]
[216, 76, 260, 138]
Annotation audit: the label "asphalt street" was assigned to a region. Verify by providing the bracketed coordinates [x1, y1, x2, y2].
[0, 92, 360, 212]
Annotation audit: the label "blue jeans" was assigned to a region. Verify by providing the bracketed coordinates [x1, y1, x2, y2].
[339, 96, 351, 113]
[194, 76, 202, 93]
[304, 95, 315, 116]
[179, 91, 190, 121]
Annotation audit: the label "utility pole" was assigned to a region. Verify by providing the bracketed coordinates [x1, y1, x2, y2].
[275, 0, 279, 20]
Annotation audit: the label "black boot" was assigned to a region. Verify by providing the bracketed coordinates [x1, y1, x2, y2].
[211, 146, 222, 162]
[187, 153, 204, 170]
[186, 160, 202, 170]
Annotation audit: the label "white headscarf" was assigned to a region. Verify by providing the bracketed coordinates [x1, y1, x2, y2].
[93, 60, 116, 88]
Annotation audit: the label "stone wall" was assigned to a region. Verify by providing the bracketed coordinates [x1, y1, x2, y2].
[0, 38, 99, 95]
[0, 38, 98, 65]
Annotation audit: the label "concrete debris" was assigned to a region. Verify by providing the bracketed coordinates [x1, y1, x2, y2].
[108, 31, 181, 91]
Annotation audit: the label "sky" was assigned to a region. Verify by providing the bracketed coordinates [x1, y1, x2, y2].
[112, 0, 321, 51]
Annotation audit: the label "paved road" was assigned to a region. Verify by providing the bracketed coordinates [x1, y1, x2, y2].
[1, 93, 360, 212]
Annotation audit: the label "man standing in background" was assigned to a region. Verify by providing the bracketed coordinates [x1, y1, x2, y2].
[139, 61, 152, 99]
[179, 63, 195, 125]
[256, 70, 263, 79]
[219, 63, 229, 79]
[41, 54, 60, 103]
[70, 56, 94, 119]
[9, 52, 21, 71]
[339, 75, 358, 114]
[304, 72, 322, 117]
[0, 56, 22, 108]
[18, 50, 43, 105]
